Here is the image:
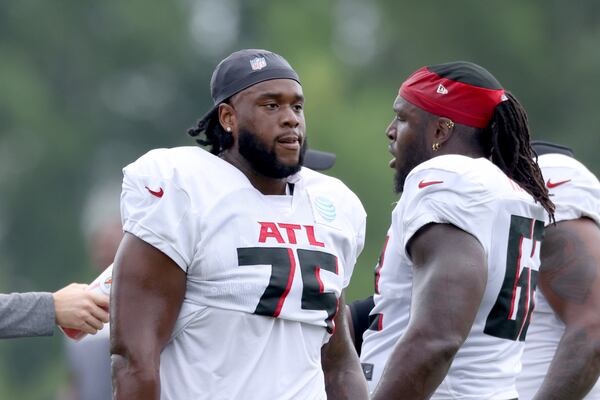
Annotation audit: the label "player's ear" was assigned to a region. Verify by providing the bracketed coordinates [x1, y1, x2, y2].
[218, 103, 237, 134]
[434, 117, 455, 145]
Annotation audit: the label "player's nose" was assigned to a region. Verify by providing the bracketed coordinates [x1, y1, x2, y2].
[385, 120, 396, 140]
[281, 106, 301, 128]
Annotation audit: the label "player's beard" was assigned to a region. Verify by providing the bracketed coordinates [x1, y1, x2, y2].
[393, 145, 429, 194]
[238, 127, 307, 179]
[394, 160, 418, 194]
[394, 169, 405, 194]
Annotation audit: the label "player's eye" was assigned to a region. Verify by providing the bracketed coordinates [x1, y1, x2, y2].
[293, 103, 304, 112]
[264, 103, 279, 110]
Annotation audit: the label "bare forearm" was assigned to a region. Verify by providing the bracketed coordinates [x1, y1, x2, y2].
[533, 327, 600, 400]
[112, 354, 161, 400]
[323, 346, 368, 400]
[372, 334, 458, 400]
[324, 367, 368, 399]
[323, 297, 369, 400]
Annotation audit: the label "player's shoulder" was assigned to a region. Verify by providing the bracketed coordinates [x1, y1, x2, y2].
[405, 155, 502, 195]
[124, 146, 233, 178]
[299, 167, 366, 216]
[299, 166, 346, 189]
[127, 146, 221, 169]
[411, 154, 501, 177]
[300, 167, 361, 199]
[538, 153, 599, 187]
[538, 153, 600, 224]
[538, 153, 584, 169]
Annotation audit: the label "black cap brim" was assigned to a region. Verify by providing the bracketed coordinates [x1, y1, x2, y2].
[304, 149, 336, 171]
[531, 140, 574, 158]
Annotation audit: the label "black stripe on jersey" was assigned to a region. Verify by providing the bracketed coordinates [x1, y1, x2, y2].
[368, 313, 383, 332]
[348, 296, 375, 355]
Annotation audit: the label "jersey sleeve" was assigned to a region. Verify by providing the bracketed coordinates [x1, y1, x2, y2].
[120, 150, 197, 272]
[344, 214, 367, 288]
[544, 166, 600, 226]
[398, 167, 493, 258]
[337, 186, 367, 288]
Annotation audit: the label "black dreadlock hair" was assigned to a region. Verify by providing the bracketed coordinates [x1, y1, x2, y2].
[480, 91, 555, 222]
[187, 103, 233, 155]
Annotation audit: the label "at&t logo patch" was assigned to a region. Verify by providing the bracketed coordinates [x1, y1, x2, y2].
[314, 196, 336, 222]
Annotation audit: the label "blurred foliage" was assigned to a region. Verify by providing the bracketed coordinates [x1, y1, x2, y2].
[1, 1, 599, 398]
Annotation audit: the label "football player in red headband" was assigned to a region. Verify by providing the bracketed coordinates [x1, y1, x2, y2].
[360, 61, 554, 400]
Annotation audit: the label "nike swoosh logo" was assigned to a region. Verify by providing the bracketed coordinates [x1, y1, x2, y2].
[546, 179, 571, 189]
[418, 180, 444, 189]
[145, 186, 164, 198]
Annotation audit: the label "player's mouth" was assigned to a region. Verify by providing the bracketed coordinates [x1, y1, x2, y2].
[277, 134, 301, 151]
[389, 145, 396, 168]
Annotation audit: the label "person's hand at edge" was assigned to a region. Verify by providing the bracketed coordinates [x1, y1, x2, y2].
[53, 283, 109, 334]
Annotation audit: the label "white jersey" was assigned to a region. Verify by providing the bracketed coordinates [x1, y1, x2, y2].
[361, 155, 546, 400]
[120, 146, 366, 400]
[517, 153, 600, 399]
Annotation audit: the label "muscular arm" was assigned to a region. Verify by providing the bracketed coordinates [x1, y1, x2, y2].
[110, 233, 186, 400]
[533, 218, 600, 400]
[371, 223, 487, 400]
[322, 294, 369, 400]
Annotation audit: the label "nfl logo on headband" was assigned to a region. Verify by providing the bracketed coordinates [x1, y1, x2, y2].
[250, 57, 267, 71]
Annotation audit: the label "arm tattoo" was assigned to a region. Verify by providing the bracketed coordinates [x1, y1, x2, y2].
[542, 227, 597, 304]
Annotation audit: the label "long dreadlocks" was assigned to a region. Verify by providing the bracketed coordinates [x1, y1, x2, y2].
[482, 91, 555, 222]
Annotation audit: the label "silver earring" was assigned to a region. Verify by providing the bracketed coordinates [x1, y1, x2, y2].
[226, 127, 232, 132]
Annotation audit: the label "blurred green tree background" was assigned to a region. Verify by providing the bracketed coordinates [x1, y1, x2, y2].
[1, 1, 599, 398]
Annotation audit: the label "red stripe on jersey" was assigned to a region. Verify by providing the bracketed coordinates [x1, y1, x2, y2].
[273, 248, 297, 318]
[530, 274, 537, 319]
[374, 236, 390, 294]
[517, 218, 536, 337]
[530, 240, 537, 257]
[378, 313, 383, 331]
[315, 267, 324, 293]
[329, 298, 340, 336]
[529, 219, 537, 257]
[517, 268, 532, 338]
[508, 235, 524, 319]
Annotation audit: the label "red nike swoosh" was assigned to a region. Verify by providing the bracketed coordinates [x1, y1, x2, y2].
[145, 186, 164, 198]
[546, 179, 571, 189]
[418, 180, 444, 189]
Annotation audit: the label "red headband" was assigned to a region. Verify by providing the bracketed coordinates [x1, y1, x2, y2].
[399, 66, 507, 128]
